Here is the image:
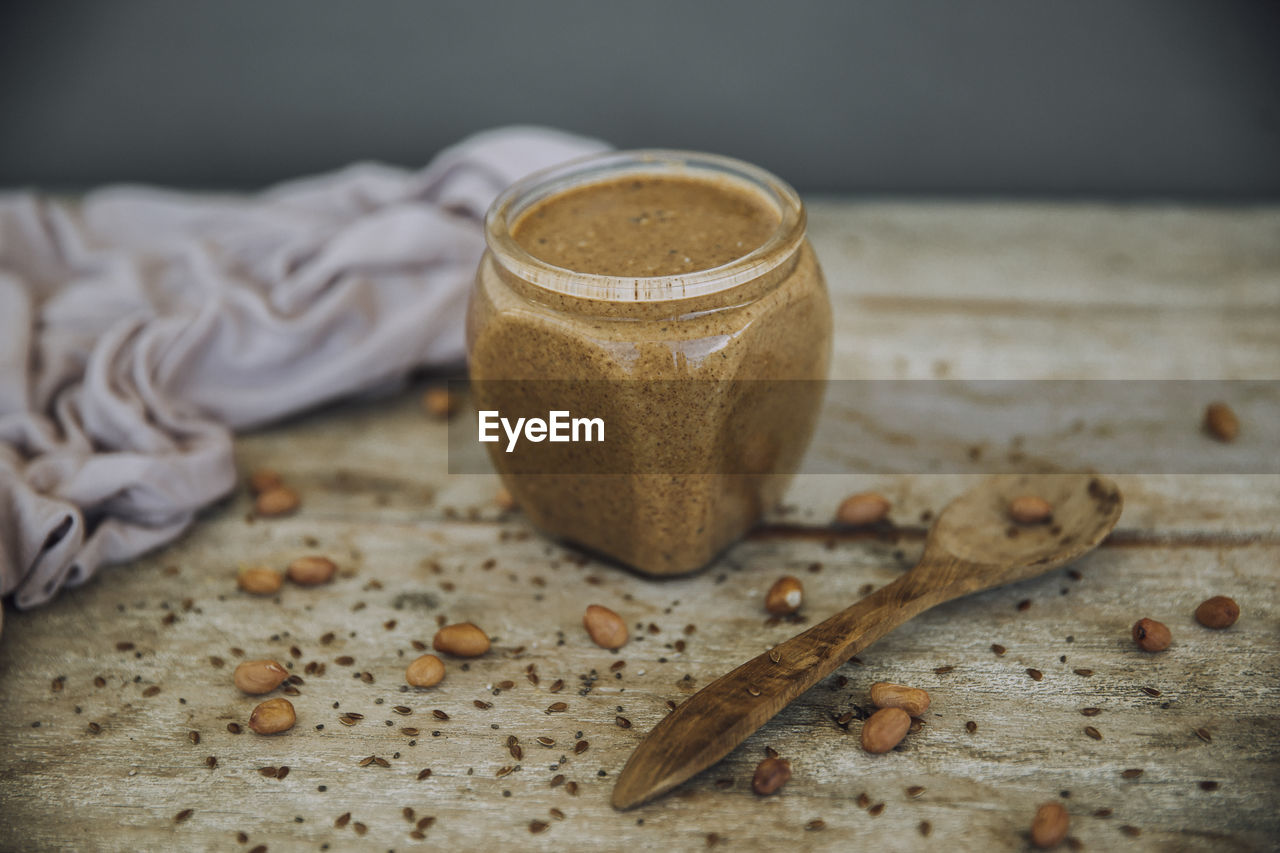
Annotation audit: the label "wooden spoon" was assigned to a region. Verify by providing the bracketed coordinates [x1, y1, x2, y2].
[612, 473, 1122, 810]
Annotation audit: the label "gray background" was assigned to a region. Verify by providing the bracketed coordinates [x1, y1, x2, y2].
[2, 0, 1277, 197]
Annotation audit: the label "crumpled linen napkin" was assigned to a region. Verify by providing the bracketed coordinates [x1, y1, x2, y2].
[0, 126, 607, 609]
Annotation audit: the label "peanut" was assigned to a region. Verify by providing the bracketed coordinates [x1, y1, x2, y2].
[405, 654, 445, 688]
[1132, 617, 1172, 652]
[255, 486, 300, 517]
[286, 555, 337, 586]
[432, 622, 490, 657]
[233, 660, 289, 694]
[1204, 402, 1239, 442]
[422, 387, 458, 419]
[237, 566, 283, 595]
[860, 707, 911, 754]
[870, 682, 931, 717]
[248, 697, 296, 734]
[1194, 596, 1240, 629]
[1009, 495, 1053, 524]
[1030, 801, 1069, 848]
[248, 468, 282, 495]
[764, 576, 803, 615]
[751, 756, 792, 795]
[836, 492, 890, 526]
[583, 605, 628, 650]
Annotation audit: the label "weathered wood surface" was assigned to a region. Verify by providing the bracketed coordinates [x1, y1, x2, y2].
[2, 202, 1278, 852]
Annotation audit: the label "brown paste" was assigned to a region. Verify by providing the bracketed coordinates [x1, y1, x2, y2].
[468, 170, 831, 576]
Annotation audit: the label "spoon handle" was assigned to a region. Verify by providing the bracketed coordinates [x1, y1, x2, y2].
[611, 566, 952, 810]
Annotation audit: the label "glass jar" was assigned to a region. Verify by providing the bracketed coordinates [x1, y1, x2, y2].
[467, 150, 832, 575]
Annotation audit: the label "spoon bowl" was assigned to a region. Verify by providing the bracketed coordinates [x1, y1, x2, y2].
[612, 473, 1123, 810]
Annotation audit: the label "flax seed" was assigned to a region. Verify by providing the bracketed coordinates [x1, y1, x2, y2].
[1017, 599, 1032, 611]
[174, 808, 193, 823]
[1199, 780, 1219, 791]
[475, 700, 493, 710]
[1121, 768, 1143, 778]
[352, 822, 367, 836]
[432, 709, 449, 720]
[1073, 668, 1093, 677]
[805, 819, 826, 831]
[1141, 686, 1162, 697]
[335, 656, 354, 666]
[1027, 668, 1043, 681]
[417, 816, 435, 831]
[1081, 708, 1101, 716]
[334, 812, 351, 828]
[530, 820, 549, 834]
[358, 756, 375, 767]
[497, 766, 515, 778]
[933, 665, 954, 674]
[991, 644, 1006, 656]
[1195, 728, 1212, 743]
[537, 736, 555, 747]
[547, 702, 568, 713]
[1120, 825, 1140, 837]
[856, 793, 870, 808]
[550, 774, 565, 787]
[919, 821, 932, 837]
[906, 785, 925, 798]
[575, 740, 589, 754]
[868, 803, 885, 816]
[260, 766, 279, 777]
[616, 716, 632, 728]
[510, 743, 524, 760]
[965, 720, 977, 734]
[1084, 726, 1102, 740]
[205, 756, 217, 768]
[417, 768, 433, 780]
[566, 781, 579, 795]
[393, 705, 412, 715]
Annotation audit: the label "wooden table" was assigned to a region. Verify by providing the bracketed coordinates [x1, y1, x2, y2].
[2, 202, 1277, 852]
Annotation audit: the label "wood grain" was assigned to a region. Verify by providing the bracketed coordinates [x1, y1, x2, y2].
[2, 202, 1278, 852]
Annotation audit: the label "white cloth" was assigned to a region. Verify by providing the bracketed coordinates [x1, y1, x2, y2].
[0, 126, 607, 609]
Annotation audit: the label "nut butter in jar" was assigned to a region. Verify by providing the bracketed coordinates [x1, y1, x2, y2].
[467, 150, 832, 575]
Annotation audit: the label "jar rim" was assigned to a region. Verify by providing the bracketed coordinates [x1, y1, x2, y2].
[484, 149, 806, 303]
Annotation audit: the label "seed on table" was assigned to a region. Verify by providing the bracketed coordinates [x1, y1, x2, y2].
[432, 623, 490, 657]
[255, 486, 300, 517]
[334, 655, 354, 666]
[237, 567, 283, 595]
[836, 492, 891, 526]
[205, 756, 217, 768]
[991, 644, 1007, 656]
[584, 604, 628, 650]
[1081, 708, 1101, 717]
[496, 766, 514, 778]
[616, 716, 632, 729]
[805, 820, 826, 831]
[1030, 801, 1070, 849]
[906, 785, 925, 798]
[188, 730, 200, 745]
[764, 576, 804, 615]
[1119, 825, 1141, 837]
[1132, 618, 1172, 652]
[575, 740, 589, 754]
[1194, 596, 1240, 629]
[259, 766, 279, 777]
[1026, 668, 1044, 681]
[1073, 668, 1093, 677]
[234, 660, 289, 694]
[417, 768, 433, 780]
[537, 736, 555, 747]
[174, 808, 193, 823]
[861, 707, 911, 754]
[510, 743, 523, 760]
[1084, 726, 1102, 741]
[432, 709, 449, 721]
[417, 816, 436, 831]
[565, 781, 578, 795]
[529, 820, 549, 834]
[751, 756, 791, 795]
[1009, 495, 1053, 524]
[334, 812, 351, 828]
[406, 654, 446, 687]
[550, 774, 565, 787]
[868, 803, 885, 816]
[422, 387, 458, 419]
[286, 555, 337, 586]
[1195, 727, 1212, 743]
[401, 727, 419, 736]
[965, 721, 977, 734]
[546, 702, 568, 713]
[142, 685, 161, 697]
[227, 722, 242, 734]
[1199, 780, 1219, 791]
[1121, 768, 1143, 778]
[1203, 402, 1239, 442]
[870, 682, 931, 717]
[393, 705, 412, 715]
[249, 698, 296, 735]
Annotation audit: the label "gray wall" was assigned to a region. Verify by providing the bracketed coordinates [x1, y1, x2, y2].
[2, 0, 1277, 197]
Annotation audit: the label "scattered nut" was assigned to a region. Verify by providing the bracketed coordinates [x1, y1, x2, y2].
[1009, 495, 1053, 524]
[1204, 402, 1239, 442]
[836, 492, 891, 526]
[764, 576, 804, 616]
[432, 623, 490, 657]
[1132, 618, 1172, 652]
[861, 707, 911, 754]
[422, 387, 458, 419]
[286, 555, 337, 586]
[237, 566, 283, 595]
[751, 756, 792, 795]
[248, 698, 296, 734]
[1031, 801, 1070, 849]
[1194, 596, 1240, 629]
[233, 660, 289, 694]
[406, 654, 446, 688]
[869, 682, 931, 717]
[248, 469, 282, 495]
[255, 486, 300, 517]
[583, 604, 628, 650]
